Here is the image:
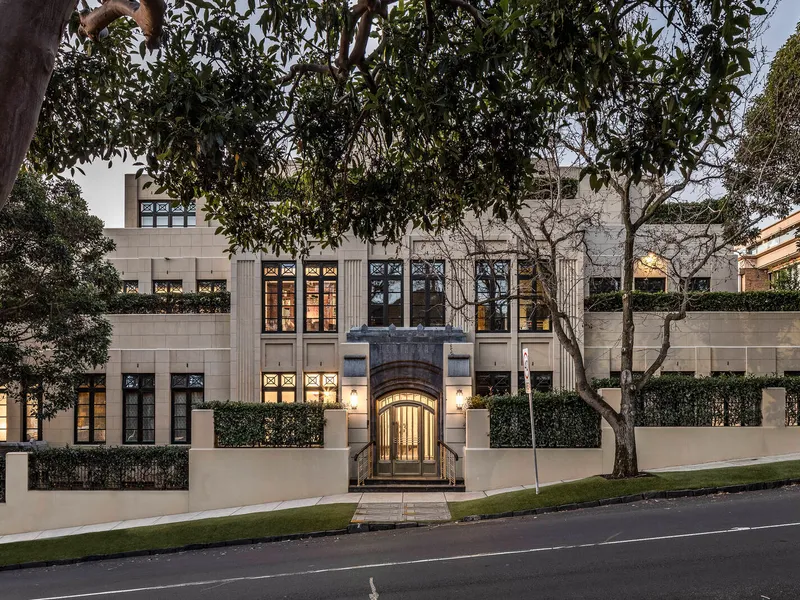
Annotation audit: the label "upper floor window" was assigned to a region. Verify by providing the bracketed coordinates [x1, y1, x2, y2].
[369, 261, 404, 327]
[75, 375, 106, 444]
[120, 281, 139, 294]
[589, 277, 621, 294]
[171, 374, 203, 444]
[476, 260, 510, 332]
[411, 260, 445, 327]
[518, 261, 551, 332]
[304, 373, 338, 403]
[682, 277, 711, 292]
[153, 280, 182, 294]
[304, 263, 337, 333]
[475, 372, 511, 397]
[0, 386, 6, 442]
[634, 277, 666, 293]
[197, 280, 226, 293]
[23, 380, 43, 442]
[139, 200, 196, 228]
[517, 371, 554, 393]
[263, 262, 296, 333]
[123, 374, 155, 444]
[262, 373, 296, 403]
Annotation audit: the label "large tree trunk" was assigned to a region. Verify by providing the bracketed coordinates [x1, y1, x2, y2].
[0, 0, 75, 209]
[610, 402, 639, 478]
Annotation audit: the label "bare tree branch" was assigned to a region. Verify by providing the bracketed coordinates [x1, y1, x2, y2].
[79, 0, 166, 50]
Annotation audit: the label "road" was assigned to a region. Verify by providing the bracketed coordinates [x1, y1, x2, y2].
[3, 487, 800, 599]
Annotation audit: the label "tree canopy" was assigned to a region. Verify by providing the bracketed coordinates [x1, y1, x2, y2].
[0, 172, 119, 418]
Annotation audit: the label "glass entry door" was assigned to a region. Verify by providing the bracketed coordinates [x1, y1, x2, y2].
[376, 392, 437, 477]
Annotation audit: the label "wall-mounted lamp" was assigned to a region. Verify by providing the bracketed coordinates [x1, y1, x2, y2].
[455, 389, 464, 411]
[349, 389, 359, 410]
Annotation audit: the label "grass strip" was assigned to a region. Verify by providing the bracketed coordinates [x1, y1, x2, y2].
[0, 503, 356, 567]
[449, 460, 800, 520]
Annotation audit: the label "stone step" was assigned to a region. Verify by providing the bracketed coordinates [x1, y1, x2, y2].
[349, 478, 465, 493]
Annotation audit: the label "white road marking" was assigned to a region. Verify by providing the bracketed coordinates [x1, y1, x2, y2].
[369, 576, 379, 599]
[27, 520, 800, 600]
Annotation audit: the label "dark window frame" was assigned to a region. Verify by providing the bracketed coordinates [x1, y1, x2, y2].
[0, 385, 6, 442]
[261, 373, 297, 403]
[634, 277, 667, 293]
[410, 260, 446, 327]
[120, 280, 139, 294]
[304, 372, 339, 403]
[153, 280, 183, 294]
[74, 375, 106, 445]
[518, 260, 552, 332]
[681, 277, 711, 292]
[589, 277, 621, 294]
[476, 260, 510, 333]
[475, 372, 512, 397]
[170, 374, 204, 444]
[304, 262, 338, 333]
[516, 371, 554, 393]
[196, 280, 226, 293]
[262, 262, 297, 333]
[138, 200, 196, 228]
[368, 260, 404, 327]
[22, 380, 43, 442]
[122, 374, 156, 445]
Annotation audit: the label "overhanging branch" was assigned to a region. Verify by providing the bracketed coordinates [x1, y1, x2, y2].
[79, 0, 166, 50]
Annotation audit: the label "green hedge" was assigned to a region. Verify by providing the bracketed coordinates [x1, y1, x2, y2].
[204, 401, 342, 447]
[27, 446, 189, 490]
[106, 291, 230, 314]
[649, 199, 727, 224]
[470, 391, 601, 448]
[593, 375, 800, 427]
[586, 291, 800, 312]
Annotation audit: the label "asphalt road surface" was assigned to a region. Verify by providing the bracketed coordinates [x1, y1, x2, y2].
[4, 487, 800, 599]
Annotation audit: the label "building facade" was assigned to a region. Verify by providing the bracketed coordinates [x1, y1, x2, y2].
[738, 210, 800, 291]
[3, 174, 799, 482]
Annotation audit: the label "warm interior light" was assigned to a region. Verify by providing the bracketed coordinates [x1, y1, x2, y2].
[641, 253, 660, 269]
[455, 389, 464, 410]
[349, 389, 358, 410]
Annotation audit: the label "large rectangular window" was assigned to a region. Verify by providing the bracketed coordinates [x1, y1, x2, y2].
[634, 277, 666, 293]
[75, 375, 106, 444]
[197, 280, 226, 293]
[262, 373, 297, 403]
[369, 261, 404, 327]
[120, 281, 139, 294]
[171, 374, 203, 444]
[123, 374, 155, 444]
[153, 280, 183, 294]
[139, 200, 196, 228]
[304, 373, 338, 403]
[476, 260, 510, 332]
[517, 371, 554, 393]
[263, 262, 296, 332]
[589, 277, 621, 294]
[0, 386, 6, 442]
[681, 277, 711, 292]
[304, 263, 338, 332]
[518, 261, 551, 332]
[22, 381, 43, 442]
[475, 372, 511, 397]
[411, 260, 445, 327]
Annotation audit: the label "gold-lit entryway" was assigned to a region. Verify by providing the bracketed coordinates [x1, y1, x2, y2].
[376, 392, 437, 477]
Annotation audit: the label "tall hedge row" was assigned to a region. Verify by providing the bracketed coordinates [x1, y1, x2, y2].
[585, 291, 800, 312]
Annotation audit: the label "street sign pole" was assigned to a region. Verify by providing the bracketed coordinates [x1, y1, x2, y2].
[522, 347, 540, 494]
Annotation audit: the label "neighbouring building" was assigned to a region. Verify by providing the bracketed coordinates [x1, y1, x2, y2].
[738, 210, 800, 291]
[1, 174, 799, 484]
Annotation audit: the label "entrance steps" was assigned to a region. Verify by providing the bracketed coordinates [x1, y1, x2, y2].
[349, 478, 466, 493]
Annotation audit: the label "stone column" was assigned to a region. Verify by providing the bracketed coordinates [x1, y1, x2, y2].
[762, 388, 786, 428]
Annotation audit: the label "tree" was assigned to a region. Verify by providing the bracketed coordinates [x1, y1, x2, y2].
[0, 172, 119, 419]
[770, 266, 800, 291]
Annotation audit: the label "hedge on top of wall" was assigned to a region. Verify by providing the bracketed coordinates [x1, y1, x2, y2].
[27, 446, 189, 491]
[648, 199, 727, 224]
[585, 291, 800, 312]
[469, 391, 601, 448]
[106, 291, 230, 314]
[204, 401, 342, 448]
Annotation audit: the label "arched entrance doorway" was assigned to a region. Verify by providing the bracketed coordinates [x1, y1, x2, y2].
[376, 392, 437, 477]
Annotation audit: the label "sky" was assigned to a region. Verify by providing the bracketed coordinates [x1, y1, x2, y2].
[74, 2, 800, 228]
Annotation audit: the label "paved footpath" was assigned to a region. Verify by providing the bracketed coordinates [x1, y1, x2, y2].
[2, 452, 799, 545]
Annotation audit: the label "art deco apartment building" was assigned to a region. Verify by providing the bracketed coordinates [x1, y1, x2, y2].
[3, 174, 799, 481]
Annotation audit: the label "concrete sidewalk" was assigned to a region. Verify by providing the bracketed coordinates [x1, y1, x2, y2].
[3, 452, 800, 545]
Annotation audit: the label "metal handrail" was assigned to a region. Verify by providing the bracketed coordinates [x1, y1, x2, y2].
[353, 440, 375, 486]
[438, 440, 459, 485]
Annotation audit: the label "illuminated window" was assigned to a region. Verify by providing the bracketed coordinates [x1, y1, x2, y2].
[196, 280, 226, 293]
[23, 381, 43, 442]
[123, 374, 155, 444]
[153, 280, 183, 294]
[120, 281, 139, 294]
[304, 373, 338, 403]
[139, 200, 196, 228]
[411, 260, 445, 327]
[475, 372, 511, 397]
[0, 386, 6, 442]
[476, 260, 509, 332]
[369, 261, 404, 327]
[262, 373, 297, 403]
[304, 263, 337, 333]
[75, 375, 106, 444]
[171, 374, 203, 444]
[518, 260, 551, 332]
[263, 262, 296, 332]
